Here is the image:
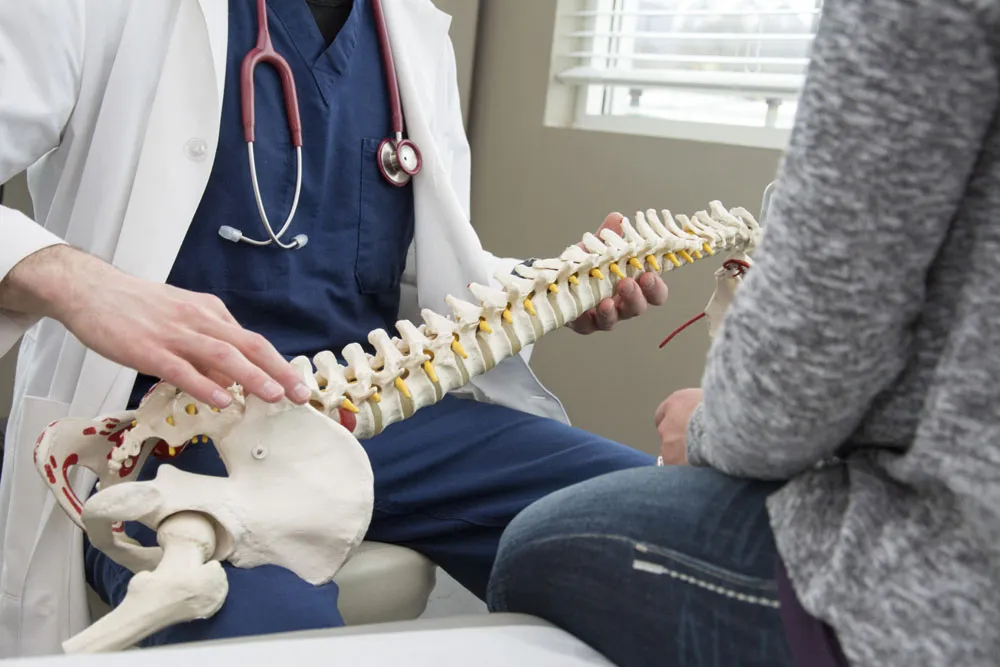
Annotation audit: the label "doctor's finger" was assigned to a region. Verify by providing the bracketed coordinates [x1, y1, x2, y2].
[194, 319, 312, 404]
[204, 368, 236, 391]
[638, 272, 669, 306]
[228, 329, 312, 403]
[182, 332, 308, 405]
[593, 298, 618, 331]
[149, 352, 233, 409]
[196, 292, 240, 325]
[567, 309, 599, 334]
[614, 279, 647, 320]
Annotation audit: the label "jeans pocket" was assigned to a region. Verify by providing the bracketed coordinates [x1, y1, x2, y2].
[355, 138, 416, 295]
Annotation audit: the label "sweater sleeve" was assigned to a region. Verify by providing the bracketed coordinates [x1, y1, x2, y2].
[686, 0, 1000, 479]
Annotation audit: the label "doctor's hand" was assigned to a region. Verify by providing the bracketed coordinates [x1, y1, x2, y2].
[0, 245, 311, 410]
[567, 213, 669, 335]
[654, 388, 702, 466]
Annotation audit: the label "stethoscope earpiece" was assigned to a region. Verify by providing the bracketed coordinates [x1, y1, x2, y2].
[219, 225, 308, 249]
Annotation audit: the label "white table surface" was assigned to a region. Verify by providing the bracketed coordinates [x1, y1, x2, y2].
[6, 615, 616, 667]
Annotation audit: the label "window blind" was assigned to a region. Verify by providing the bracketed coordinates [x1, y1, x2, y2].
[555, 0, 823, 129]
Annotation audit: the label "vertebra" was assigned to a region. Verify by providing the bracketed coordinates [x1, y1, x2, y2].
[298, 201, 759, 440]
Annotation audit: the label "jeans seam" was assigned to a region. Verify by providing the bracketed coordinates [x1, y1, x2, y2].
[631, 558, 780, 609]
[634, 541, 778, 591]
[508, 533, 779, 601]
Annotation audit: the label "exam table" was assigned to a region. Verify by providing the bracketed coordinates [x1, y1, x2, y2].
[6, 615, 615, 666]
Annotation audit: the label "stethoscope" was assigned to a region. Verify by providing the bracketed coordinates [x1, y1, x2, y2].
[218, 0, 422, 250]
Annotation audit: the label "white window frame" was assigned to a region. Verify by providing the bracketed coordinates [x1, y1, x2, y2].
[544, 0, 821, 151]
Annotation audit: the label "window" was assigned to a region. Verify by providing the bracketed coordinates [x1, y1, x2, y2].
[547, 0, 823, 149]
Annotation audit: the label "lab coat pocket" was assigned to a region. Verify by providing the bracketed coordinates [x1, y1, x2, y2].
[355, 138, 416, 295]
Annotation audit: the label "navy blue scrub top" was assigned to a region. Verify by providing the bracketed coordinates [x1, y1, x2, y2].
[130, 0, 414, 407]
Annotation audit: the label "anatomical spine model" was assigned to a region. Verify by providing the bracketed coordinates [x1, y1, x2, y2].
[33, 201, 759, 653]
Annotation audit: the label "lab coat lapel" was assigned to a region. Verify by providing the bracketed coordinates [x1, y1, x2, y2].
[69, 0, 228, 419]
[380, 0, 493, 312]
[109, 0, 226, 282]
[198, 0, 229, 110]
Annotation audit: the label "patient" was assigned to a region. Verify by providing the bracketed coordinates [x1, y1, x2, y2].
[486, 0, 1000, 665]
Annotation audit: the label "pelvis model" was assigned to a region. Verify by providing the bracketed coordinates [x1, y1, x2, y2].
[33, 201, 761, 653]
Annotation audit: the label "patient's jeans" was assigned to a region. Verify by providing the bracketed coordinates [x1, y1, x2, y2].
[486, 466, 795, 667]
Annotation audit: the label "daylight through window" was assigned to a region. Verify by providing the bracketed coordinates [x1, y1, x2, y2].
[551, 0, 823, 146]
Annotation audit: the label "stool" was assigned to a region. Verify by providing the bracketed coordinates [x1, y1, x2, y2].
[334, 541, 437, 625]
[87, 542, 437, 629]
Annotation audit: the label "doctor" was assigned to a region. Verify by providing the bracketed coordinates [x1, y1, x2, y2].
[0, 0, 663, 656]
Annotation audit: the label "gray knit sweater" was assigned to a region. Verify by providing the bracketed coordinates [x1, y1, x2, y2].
[685, 1, 1000, 665]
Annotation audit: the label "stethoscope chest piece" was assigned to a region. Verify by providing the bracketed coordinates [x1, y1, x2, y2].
[378, 138, 422, 187]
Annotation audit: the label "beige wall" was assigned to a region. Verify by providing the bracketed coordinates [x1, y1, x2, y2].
[467, 0, 782, 455]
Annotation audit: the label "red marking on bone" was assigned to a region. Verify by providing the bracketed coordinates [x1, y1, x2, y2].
[99, 430, 111, 436]
[61, 487, 82, 515]
[60, 454, 83, 515]
[118, 456, 137, 478]
[108, 427, 131, 449]
[49, 455, 57, 469]
[722, 259, 751, 278]
[112, 522, 124, 534]
[338, 408, 357, 433]
[33, 431, 45, 465]
[151, 438, 188, 460]
[44, 464, 56, 484]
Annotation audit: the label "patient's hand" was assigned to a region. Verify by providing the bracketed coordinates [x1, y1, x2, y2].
[567, 213, 669, 334]
[654, 388, 702, 465]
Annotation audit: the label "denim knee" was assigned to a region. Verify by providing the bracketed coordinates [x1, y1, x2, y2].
[485, 467, 792, 667]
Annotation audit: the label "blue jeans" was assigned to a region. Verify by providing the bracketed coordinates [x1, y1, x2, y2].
[486, 466, 794, 667]
[85, 395, 653, 646]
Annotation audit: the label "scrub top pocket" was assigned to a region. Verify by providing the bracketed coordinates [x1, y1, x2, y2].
[355, 137, 416, 295]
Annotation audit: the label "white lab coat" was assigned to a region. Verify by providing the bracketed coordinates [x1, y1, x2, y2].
[0, 0, 568, 656]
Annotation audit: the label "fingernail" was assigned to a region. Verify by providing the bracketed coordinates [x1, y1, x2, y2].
[262, 380, 283, 400]
[641, 274, 654, 288]
[620, 280, 634, 295]
[212, 389, 232, 408]
[292, 383, 311, 402]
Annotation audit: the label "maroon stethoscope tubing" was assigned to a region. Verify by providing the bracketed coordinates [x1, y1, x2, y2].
[371, 0, 422, 182]
[241, 0, 303, 147]
[240, 0, 420, 182]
